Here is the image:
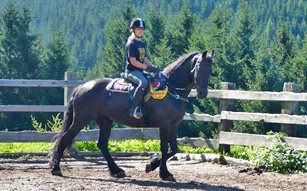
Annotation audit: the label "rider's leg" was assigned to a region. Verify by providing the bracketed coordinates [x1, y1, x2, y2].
[126, 70, 148, 119]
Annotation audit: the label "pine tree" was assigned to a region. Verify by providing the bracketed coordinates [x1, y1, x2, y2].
[187, 26, 207, 52]
[207, 4, 233, 89]
[232, 2, 256, 90]
[167, 4, 195, 57]
[0, 2, 20, 79]
[39, 31, 72, 107]
[272, 24, 296, 85]
[291, 35, 307, 92]
[44, 31, 72, 80]
[0, 2, 44, 131]
[145, 8, 165, 58]
[151, 36, 174, 70]
[98, 1, 134, 78]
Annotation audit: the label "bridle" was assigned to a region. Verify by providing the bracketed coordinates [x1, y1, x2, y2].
[164, 53, 211, 102]
[191, 54, 211, 93]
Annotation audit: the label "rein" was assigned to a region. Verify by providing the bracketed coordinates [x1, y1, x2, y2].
[159, 74, 189, 102]
[165, 54, 200, 102]
[168, 90, 189, 102]
[161, 52, 212, 102]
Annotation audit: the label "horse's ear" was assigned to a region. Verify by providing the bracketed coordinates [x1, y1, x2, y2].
[210, 50, 215, 58]
[202, 51, 208, 58]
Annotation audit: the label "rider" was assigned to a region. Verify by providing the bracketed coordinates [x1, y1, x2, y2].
[125, 18, 159, 119]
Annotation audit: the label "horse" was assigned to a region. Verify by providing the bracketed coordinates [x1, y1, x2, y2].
[49, 50, 214, 181]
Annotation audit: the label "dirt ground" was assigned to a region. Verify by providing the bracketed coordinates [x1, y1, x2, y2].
[0, 155, 306, 191]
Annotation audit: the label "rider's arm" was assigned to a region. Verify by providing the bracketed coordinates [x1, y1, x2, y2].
[143, 57, 155, 67]
[129, 57, 147, 69]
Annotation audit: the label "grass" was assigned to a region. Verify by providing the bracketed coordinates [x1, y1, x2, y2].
[0, 140, 216, 154]
[0, 142, 55, 153]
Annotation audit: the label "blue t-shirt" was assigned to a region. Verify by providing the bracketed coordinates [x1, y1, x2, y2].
[125, 39, 147, 72]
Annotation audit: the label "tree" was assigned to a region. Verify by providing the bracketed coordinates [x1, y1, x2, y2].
[232, 2, 256, 90]
[144, 8, 165, 57]
[291, 35, 307, 92]
[44, 31, 72, 80]
[167, 4, 195, 57]
[207, 4, 233, 89]
[151, 36, 174, 70]
[272, 24, 296, 87]
[0, 2, 44, 131]
[98, 1, 134, 78]
[39, 31, 72, 106]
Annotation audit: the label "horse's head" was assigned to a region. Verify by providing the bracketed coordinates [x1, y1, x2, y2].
[192, 50, 214, 99]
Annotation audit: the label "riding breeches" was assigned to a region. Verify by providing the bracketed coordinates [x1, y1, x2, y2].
[126, 70, 148, 104]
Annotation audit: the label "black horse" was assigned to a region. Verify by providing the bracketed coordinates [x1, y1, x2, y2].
[49, 50, 214, 181]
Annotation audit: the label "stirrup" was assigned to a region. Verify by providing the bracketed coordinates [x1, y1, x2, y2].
[130, 106, 143, 119]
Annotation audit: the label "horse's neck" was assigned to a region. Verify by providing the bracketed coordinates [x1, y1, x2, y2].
[166, 64, 194, 98]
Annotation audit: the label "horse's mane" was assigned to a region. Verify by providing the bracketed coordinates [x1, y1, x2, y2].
[163, 51, 200, 77]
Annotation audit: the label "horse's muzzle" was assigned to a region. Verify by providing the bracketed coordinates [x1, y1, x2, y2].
[197, 88, 208, 99]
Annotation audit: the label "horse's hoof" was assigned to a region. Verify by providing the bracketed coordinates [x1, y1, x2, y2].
[51, 169, 63, 176]
[145, 163, 152, 173]
[162, 175, 176, 182]
[110, 170, 126, 178]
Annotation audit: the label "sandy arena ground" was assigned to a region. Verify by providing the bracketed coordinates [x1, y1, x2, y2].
[0, 155, 306, 191]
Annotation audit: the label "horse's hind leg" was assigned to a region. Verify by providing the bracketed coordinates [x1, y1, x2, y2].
[51, 116, 91, 176]
[95, 117, 126, 178]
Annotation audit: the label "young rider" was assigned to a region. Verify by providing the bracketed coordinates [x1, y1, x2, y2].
[125, 18, 159, 119]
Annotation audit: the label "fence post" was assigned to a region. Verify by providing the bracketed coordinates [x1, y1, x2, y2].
[64, 72, 78, 154]
[280, 82, 300, 137]
[218, 82, 236, 154]
[64, 72, 77, 105]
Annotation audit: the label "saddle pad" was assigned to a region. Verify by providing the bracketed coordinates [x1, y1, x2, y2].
[149, 83, 168, 99]
[106, 78, 132, 92]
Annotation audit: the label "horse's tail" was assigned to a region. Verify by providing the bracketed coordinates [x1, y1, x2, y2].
[49, 86, 79, 167]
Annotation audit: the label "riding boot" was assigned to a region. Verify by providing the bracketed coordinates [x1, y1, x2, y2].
[130, 88, 145, 119]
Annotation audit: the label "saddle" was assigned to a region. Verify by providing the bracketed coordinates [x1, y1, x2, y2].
[106, 72, 168, 101]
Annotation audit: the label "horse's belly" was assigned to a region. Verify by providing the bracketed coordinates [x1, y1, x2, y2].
[102, 92, 185, 127]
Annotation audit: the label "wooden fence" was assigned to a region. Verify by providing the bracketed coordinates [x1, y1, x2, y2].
[0, 72, 307, 152]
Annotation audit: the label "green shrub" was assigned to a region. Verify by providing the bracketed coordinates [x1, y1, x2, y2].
[229, 145, 253, 160]
[250, 132, 307, 173]
[31, 113, 63, 132]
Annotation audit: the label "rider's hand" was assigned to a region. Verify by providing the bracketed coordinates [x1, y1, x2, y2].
[146, 65, 159, 73]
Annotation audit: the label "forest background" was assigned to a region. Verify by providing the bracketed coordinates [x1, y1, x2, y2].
[0, 0, 306, 138]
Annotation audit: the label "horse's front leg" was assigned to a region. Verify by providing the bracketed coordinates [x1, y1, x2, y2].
[96, 117, 126, 178]
[146, 132, 178, 173]
[152, 124, 178, 181]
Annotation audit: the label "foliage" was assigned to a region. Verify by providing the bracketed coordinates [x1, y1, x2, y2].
[229, 133, 307, 174]
[31, 113, 63, 132]
[0, 142, 55, 153]
[0, 2, 45, 131]
[0, 0, 307, 137]
[0, 140, 214, 155]
[97, 1, 134, 79]
[74, 140, 214, 154]
[249, 132, 307, 173]
[0, 2, 72, 131]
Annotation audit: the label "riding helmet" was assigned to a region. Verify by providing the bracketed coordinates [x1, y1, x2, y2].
[130, 18, 146, 29]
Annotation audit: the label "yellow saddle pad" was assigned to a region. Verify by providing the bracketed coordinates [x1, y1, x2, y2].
[149, 83, 168, 99]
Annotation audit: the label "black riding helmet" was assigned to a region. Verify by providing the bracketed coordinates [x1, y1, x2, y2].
[130, 18, 146, 29]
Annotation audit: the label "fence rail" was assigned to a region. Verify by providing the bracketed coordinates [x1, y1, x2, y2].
[0, 128, 159, 143]
[2, 79, 307, 101]
[221, 111, 307, 125]
[0, 74, 306, 153]
[1, 129, 307, 151]
[0, 79, 84, 87]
